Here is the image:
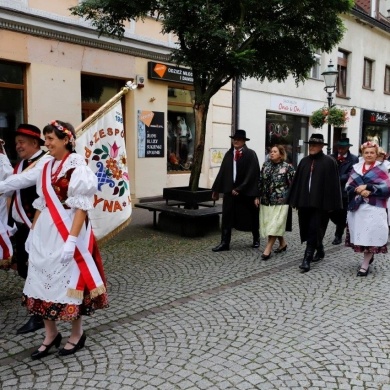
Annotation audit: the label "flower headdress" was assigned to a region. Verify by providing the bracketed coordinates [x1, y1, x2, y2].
[360, 141, 378, 153]
[361, 141, 377, 148]
[50, 120, 75, 150]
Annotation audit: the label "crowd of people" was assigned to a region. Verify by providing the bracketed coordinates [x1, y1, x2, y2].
[0, 121, 108, 360]
[211, 130, 390, 277]
[2, 122, 390, 361]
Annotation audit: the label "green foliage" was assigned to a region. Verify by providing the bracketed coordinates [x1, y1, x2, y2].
[310, 106, 349, 129]
[310, 107, 327, 129]
[71, 0, 354, 189]
[71, 0, 354, 98]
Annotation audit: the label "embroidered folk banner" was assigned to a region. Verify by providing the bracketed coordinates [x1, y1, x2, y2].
[75, 91, 132, 243]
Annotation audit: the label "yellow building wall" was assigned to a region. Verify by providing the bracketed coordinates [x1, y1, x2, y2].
[28, 0, 79, 17]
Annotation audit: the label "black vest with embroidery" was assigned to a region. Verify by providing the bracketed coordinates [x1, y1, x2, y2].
[11, 151, 46, 224]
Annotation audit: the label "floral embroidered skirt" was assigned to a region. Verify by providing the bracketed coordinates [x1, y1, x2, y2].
[22, 292, 109, 321]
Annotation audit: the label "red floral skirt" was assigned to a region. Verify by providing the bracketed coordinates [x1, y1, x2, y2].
[22, 292, 109, 321]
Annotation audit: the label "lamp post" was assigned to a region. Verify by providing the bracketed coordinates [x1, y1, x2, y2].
[321, 60, 338, 155]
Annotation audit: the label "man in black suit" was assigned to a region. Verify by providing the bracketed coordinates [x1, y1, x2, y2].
[211, 129, 260, 251]
[287, 134, 343, 272]
[0, 124, 51, 334]
[329, 138, 359, 245]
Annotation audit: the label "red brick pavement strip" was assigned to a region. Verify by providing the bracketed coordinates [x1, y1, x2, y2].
[0, 245, 341, 366]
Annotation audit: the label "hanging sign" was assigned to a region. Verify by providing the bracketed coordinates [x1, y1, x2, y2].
[148, 62, 193, 85]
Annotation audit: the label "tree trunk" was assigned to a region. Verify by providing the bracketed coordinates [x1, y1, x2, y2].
[189, 101, 209, 191]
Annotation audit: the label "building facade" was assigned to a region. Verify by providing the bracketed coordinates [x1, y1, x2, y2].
[238, 0, 390, 166]
[0, 0, 232, 201]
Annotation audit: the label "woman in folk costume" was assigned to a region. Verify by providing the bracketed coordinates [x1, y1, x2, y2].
[346, 141, 390, 277]
[0, 139, 14, 268]
[22, 120, 108, 359]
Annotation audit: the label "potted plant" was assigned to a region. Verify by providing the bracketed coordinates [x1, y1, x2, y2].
[327, 106, 349, 127]
[310, 106, 348, 129]
[310, 107, 328, 129]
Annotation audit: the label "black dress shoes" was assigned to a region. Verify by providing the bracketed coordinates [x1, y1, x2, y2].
[332, 236, 342, 245]
[312, 248, 325, 263]
[261, 252, 272, 260]
[252, 240, 260, 248]
[31, 333, 62, 360]
[357, 267, 369, 277]
[58, 333, 87, 356]
[274, 245, 287, 253]
[17, 315, 44, 335]
[212, 243, 230, 252]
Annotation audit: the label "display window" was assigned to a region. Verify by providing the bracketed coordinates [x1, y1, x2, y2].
[0, 60, 26, 163]
[167, 88, 195, 172]
[362, 110, 390, 154]
[265, 112, 308, 167]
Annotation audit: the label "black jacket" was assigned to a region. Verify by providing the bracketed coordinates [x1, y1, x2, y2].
[287, 151, 343, 211]
[212, 145, 260, 196]
[331, 151, 359, 197]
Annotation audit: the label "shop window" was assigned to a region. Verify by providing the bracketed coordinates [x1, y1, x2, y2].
[0, 60, 26, 163]
[337, 50, 348, 98]
[385, 66, 390, 94]
[363, 58, 374, 89]
[265, 112, 309, 167]
[81, 74, 126, 121]
[167, 88, 195, 172]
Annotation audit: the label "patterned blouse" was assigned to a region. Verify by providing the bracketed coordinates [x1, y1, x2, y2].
[258, 161, 295, 205]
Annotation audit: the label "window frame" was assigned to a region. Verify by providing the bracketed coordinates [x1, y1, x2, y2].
[336, 50, 349, 98]
[363, 57, 374, 90]
[0, 59, 27, 162]
[384, 65, 390, 94]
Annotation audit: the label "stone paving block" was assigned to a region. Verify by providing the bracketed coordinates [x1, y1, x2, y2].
[2, 209, 390, 389]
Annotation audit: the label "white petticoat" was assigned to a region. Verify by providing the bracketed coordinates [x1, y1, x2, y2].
[347, 203, 388, 247]
[23, 208, 85, 305]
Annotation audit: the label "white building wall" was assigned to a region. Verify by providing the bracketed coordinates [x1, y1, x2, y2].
[239, 13, 390, 166]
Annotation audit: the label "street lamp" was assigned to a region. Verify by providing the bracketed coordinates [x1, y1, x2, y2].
[321, 60, 338, 155]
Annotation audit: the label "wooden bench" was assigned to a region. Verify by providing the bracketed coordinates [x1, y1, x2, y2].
[134, 201, 222, 236]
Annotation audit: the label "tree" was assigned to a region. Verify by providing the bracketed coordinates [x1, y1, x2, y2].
[71, 0, 354, 191]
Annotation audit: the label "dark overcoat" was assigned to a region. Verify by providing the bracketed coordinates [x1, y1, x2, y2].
[212, 145, 260, 231]
[287, 151, 343, 211]
[331, 151, 359, 200]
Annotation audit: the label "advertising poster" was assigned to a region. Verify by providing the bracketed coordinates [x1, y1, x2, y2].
[137, 110, 165, 158]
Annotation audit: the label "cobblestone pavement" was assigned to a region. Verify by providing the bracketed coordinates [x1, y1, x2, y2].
[1, 208, 390, 390]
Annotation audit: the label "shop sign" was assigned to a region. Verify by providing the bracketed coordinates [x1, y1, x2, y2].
[148, 62, 193, 85]
[363, 109, 390, 124]
[270, 96, 310, 115]
[137, 110, 165, 158]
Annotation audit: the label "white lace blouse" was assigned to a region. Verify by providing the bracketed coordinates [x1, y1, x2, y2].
[32, 153, 97, 211]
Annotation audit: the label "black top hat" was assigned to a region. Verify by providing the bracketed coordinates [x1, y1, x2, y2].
[229, 129, 250, 141]
[304, 133, 328, 145]
[15, 124, 44, 146]
[336, 138, 353, 147]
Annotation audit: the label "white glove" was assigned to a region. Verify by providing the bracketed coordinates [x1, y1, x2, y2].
[25, 229, 33, 254]
[60, 235, 77, 264]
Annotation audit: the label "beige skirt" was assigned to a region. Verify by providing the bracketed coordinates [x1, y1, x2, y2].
[260, 204, 289, 237]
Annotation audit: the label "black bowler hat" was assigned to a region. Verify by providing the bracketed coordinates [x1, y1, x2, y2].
[304, 133, 328, 145]
[229, 129, 250, 141]
[15, 124, 44, 146]
[336, 138, 353, 147]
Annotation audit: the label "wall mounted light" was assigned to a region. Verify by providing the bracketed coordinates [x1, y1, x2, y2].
[350, 107, 356, 116]
[136, 75, 145, 88]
